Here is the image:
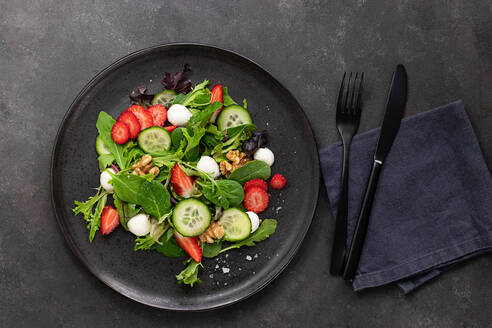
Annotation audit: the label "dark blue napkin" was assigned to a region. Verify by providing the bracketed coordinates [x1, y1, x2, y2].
[319, 100, 492, 293]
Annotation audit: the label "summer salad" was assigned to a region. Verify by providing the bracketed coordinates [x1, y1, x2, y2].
[73, 65, 287, 287]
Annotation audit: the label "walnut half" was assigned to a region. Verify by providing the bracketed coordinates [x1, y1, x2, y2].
[199, 221, 225, 243]
[131, 155, 160, 176]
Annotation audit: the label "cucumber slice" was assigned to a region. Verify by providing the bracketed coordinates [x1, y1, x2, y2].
[172, 199, 212, 237]
[152, 89, 177, 107]
[219, 208, 252, 242]
[137, 127, 171, 154]
[95, 134, 111, 155]
[217, 105, 252, 131]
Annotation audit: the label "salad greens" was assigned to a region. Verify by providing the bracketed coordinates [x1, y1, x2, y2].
[73, 68, 280, 287]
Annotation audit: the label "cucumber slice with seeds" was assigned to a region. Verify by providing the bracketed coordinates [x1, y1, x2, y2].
[173, 199, 212, 237]
[217, 105, 252, 131]
[137, 126, 171, 154]
[152, 89, 177, 107]
[219, 208, 252, 242]
[95, 134, 111, 155]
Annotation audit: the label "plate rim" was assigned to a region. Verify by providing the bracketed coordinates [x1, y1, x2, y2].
[50, 42, 320, 311]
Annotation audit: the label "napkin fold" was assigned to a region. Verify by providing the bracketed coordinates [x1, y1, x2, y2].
[319, 100, 492, 293]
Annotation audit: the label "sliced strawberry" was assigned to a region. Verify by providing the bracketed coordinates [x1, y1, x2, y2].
[101, 206, 120, 235]
[164, 125, 177, 133]
[174, 231, 202, 262]
[111, 121, 130, 144]
[117, 111, 140, 139]
[244, 179, 268, 193]
[171, 164, 195, 198]
[148, 104, 167, 126]
[243, 187, 269, 213]
[270, 174, 287, 190]
[127, 105, 153, 130]
[209, 84, 223, 123]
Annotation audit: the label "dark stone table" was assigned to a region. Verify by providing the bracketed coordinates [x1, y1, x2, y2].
[2, 1, 491, 327]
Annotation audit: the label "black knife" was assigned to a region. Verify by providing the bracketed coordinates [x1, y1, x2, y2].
[343, 64, 408, 281]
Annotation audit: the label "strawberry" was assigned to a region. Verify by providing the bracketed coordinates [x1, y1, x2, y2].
[270, 174, 287, 190]
[100, 206, 120, 235]
[164, 125, 177, 133]
[127, 105, 153, 130]
[117, 111, 140, 139]
[174, 231, 202, 263]
[243, 187, 269, 213]
[209, 84, 223, 122]
[111, 121, 130, 144]
[171, 164, 195, 198]
[243, 179, 268, 192]
[148, 104, 167, 127]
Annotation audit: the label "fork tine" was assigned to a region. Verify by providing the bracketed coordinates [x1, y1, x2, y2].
[336, 72, 346, 113]
[348, 72, 358, 114]
[343, 72, 353, 113]
[354, 72, 364, 114]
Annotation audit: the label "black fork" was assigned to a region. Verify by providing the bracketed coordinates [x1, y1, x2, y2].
[330, 72, 364, 275]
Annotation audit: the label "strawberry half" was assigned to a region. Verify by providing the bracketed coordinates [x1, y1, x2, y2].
[164, 125, 177, 133]
[174, 231, 202, 263]
[244, 179, 268, 193]
[171, 164, 195, 198]
[117, 111, 140, 139]
[111, 121, 130, 144]
[209, 84, 223, 123]
[148, 104, 167, 126]
[243, 187, 269, 213]
[270, 174, 287, 190]
[127, 105, 153, 130]
[101, 206, 120, 235]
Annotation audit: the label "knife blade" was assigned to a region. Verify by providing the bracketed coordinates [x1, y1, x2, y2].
[342, 64, 408, 281]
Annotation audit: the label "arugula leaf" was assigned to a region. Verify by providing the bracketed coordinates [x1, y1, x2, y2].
[113, 195, 139, 230]
[156, 229, 186, 258]
[73, 188, 109, 242]
[98, 154, 114, 171]
[205, 124, 223, 137]
[176, 260, 201, 287]
[111, 173, 146, 204]
[220, 219, 277, 253]
[88, 192, 108, 242]
[137, 180, 171, 220]
[211, 124, 256, 159]
[182, 127, 205, 158]
[223, 87, 237, 106]
[96, 112, 127, 169]
[173, 80, 211, 109]
[134, 234, 156, 251]
[228, 160, 271, 184]
[202, 240, 223, 258]
[187, 102, 223, 129]
[125, 146, 144, 169]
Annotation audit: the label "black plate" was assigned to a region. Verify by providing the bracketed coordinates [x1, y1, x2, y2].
[51, 44, 319, 311]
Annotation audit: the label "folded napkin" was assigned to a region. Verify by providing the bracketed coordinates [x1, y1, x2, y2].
[320, 100, 492, 293]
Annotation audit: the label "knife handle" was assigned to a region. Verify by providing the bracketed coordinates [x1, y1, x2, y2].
[343, 160, 382, 281]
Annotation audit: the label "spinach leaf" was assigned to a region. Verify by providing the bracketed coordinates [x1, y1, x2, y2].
[111, 173, 146, 204]
[137, 180, 171, 220]
[228, 160, 271, 184]
[156, 229, 186, 258]
[98, 154, 114, 171]
[202, 240, 223, 258]
[223, 87, 237, 106]
[220, 219, 277, 253]
[113, 195, 139, 230]
[96, 111, 127, 169]
[176, 260, 201, 286]
[198, 179, 244, 209]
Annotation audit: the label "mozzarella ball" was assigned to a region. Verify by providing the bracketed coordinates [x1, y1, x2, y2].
[127, 214, 152, 236]
[167, 104, 192, 126]
[253, 147, 275, 166]
[197, 156, 220, 178]
[246, 211, 260, 233]
[100, 168, 116, 192]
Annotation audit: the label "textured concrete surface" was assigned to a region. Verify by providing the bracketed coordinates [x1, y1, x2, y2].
[1, 0, 492, 327]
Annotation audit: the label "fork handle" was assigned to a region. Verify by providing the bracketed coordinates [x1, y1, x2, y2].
[330, 138, 352, 275]
[343, 160, 382, 281]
